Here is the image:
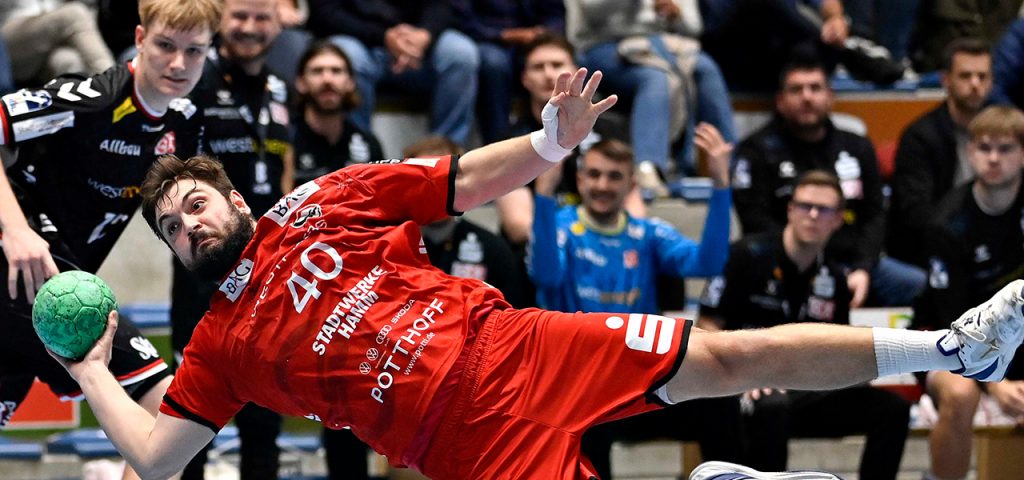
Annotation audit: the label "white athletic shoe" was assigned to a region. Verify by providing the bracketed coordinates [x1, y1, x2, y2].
[688, 461, 842, 479]
[939, 279, 1024, 382]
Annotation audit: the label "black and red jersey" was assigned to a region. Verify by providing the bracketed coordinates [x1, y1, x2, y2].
[161, 157, 509, 466]
[0, 63, 202, 272]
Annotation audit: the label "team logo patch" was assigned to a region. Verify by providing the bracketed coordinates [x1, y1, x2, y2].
[291, 204, 322, 228]
[168, 98, 197, 119]
[220, 258, 254, 302]
[154, 131, 176, 155]
[3, 89, 52, 116]
[12, 111, 74, 142]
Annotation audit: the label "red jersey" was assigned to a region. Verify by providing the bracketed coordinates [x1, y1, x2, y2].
[159, 156, 509, 465]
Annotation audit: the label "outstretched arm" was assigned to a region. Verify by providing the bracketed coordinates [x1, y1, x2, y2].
[54, 313, 213, 479]
[452, 68, 616, 212]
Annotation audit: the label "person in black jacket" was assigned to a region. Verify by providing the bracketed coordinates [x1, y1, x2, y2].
[888, 38, 992, 268]
[731, 55, 920, 306]
[306, 0, 479, 146]
[913, 104, 1024, 480]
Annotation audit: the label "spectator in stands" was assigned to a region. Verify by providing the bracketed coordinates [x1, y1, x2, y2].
[889, 38, 992, 269]
[265, 0, 313, 85]
[731, 55, 920, 307]
[909, 0, 1020, 74]
[528, 131, 731, 313]
[171, 0, 292, 477]
[992, 18, 1024, 110]
[307, 0, 479, 146]
[450, 0, 565, 144]
[566, 0, 737, 195]
[528, 132, 735, 479]
[291, 40, 383, 186]
[843, 0, 919, 67]
[700, 0, 846, 92]
[913, 105, 1024, 480]
[1, 1, 115, 85]
[699, 170, 911, 480]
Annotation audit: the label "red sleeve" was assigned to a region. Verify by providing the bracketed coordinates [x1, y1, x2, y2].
[158, 331, 245, 432]
[330, 155, 459, 225]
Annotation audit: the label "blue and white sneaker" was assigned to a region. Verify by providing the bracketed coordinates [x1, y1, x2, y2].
[688, 461, 841, 479]
[939, 279, 1024, 382]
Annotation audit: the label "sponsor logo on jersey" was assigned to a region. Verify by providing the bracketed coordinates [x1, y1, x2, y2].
[291, 204, 322, 228]
[604, 314, 676, 354]
[88, 178, 141, 199]
[266, 181, 321, 227]
[204, 107, 243, 120]
[219, 258, 254, 302]
[112, 97, 136, 123]
[55, 79, 101, 102]
[406, 157, 440, 167]
[141, 123, 164, 133]
[12, 111, 74, 142]
[155, 131, 176, 155]
[210, 137, 255, 154]
[0, 400, 17, 427]
[130, 336, 160, 360]
[369, 298, 444, 405]
[3, 89, 52, 116]
[270, 101, 289, 126]
[312, 265, 387, 356]
[168, 98, 197, 119]
[99, 139, 142, 156]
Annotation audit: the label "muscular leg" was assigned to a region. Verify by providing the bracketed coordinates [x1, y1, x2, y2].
[927, 371, 981, 480]
[668, 324, 879, 402]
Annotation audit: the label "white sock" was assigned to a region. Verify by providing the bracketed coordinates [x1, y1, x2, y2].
[873, 328, 962, 377]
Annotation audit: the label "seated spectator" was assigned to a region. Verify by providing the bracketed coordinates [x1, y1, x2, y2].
[291, 40, 384, 185]
[992, 18, 1024, 109]
[913, 105, 1024, 480]
[450, 0, 565, 144]
[889, 38, 992, 269]
[843, 0, 919, 66]
[528, 131, 731, 313]
[699, 170, 911, 480]
[909, 0, 1020, 74]
[731, 54, 922, 306]
[566, 0, 737, 193]
[1, 1, 115, 85]
[528, 132, 734, 479]
[307, 0, 479, 146]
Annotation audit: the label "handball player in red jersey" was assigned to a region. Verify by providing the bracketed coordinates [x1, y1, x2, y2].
[52, 68, 1024, 479]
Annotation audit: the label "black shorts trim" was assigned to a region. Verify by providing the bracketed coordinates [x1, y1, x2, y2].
[645, 318, 693, 407]
[446, 155, 462, 217]
[163, 394, 220, 433]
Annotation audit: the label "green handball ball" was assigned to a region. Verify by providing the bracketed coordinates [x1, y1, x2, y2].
[32, 271, 117, 360]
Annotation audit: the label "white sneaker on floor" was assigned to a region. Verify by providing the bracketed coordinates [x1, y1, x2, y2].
[689, 461, 842, 479]
[939, 279, 1024, 381]
[637, 160, 669, 199]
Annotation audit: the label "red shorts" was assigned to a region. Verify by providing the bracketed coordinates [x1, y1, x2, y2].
[419, 308, 692, 479]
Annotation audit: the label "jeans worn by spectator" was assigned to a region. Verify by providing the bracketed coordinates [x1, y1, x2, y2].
[869, 256, 927, 307]
[330, 30, 479, 146]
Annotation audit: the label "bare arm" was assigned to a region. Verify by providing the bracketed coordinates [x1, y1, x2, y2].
[453, 68, 616, 212]
[55, 313, 214, 479]
[0, 165, 58, 302]
[494, 187, 534, 246]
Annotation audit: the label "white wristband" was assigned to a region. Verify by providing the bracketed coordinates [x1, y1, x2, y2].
[530, 101, 572, 163]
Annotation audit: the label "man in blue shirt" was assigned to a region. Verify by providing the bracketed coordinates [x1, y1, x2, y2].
[528, 125, 731, 313]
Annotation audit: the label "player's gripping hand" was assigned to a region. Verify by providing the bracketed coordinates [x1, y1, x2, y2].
[47, 310, 118, 381]
[548, 68, 618, 151]
[3, 225, 59, 303]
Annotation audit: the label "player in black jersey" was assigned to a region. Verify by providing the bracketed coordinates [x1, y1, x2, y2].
[0, 0, 220, 450]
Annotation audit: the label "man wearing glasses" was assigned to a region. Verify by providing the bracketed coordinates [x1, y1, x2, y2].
[699, 170, 912, 480]
[913, 105, 1024, 480]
